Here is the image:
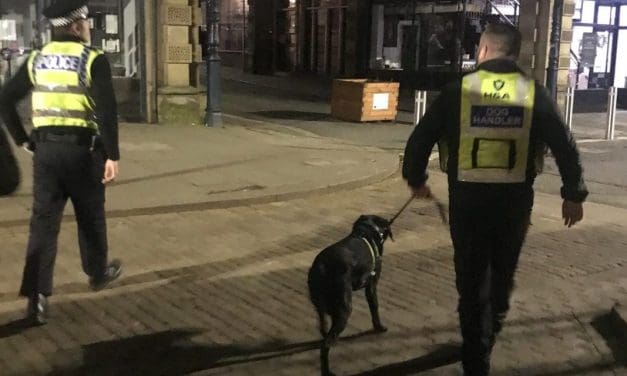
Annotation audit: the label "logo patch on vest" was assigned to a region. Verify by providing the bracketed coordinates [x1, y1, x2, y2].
[493, 79, 506, 91]
[35, 55, 81, 72]
[471, 106, 524, 128]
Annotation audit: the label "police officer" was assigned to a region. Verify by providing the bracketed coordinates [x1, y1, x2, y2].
[403, 24, 587, 375]
[0, 0, 122, 326]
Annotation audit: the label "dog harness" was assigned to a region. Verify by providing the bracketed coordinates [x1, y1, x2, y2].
[361, 237, 380, 276]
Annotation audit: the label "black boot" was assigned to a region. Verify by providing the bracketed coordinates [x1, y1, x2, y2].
[89, 259, 122, 291]
[26, 293, 48, 326]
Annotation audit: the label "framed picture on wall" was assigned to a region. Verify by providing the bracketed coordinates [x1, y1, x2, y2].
[383, 16, 399, 47]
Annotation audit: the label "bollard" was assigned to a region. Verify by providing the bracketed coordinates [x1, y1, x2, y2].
[606, 87, 617, 140]
[564, 87, 574, 131]
[413, 90, 427, 125]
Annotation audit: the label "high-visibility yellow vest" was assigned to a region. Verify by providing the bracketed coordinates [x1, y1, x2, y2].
[27, 42, 102, 130]
[451, 70, 536, 183]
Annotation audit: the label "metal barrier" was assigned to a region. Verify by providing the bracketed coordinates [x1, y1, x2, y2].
[606, 87, 618, 140]
[414, 90, 427, 125]
[564, 86, 575, 131]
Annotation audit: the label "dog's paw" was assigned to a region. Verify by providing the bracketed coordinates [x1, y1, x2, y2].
[374, 325, 388, 333]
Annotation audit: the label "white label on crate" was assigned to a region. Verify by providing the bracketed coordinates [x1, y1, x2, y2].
[373, 93, 389, 110]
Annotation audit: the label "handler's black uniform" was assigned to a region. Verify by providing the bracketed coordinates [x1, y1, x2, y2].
[0, 0, 122, 325]
[403, 59, 588, 375]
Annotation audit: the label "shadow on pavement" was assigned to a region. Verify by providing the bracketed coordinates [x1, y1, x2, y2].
[351, 343, 461, 376]
[591, 312, 627, 366]
[251, 110, 331, 122]
[0, 318, 33, 339]
[49, 329, 382, 376]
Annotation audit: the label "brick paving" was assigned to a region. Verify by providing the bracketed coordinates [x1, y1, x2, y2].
[0, 172, 626, 375]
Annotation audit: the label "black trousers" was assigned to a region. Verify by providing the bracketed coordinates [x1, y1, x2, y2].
[0, 127, 19, 196]
[20, 141, 108, 297]
[449, 185, 533, 376]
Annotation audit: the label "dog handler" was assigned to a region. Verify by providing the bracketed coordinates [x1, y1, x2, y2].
[402, 24, 587, 375]
[0, 0, 122, 326]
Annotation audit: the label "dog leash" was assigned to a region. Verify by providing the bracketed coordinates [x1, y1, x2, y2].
[388, 196, 415, 226]
[389, 194, 448, 226]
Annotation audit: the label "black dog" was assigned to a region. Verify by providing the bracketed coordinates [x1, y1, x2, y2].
[308, 215, 393, 376]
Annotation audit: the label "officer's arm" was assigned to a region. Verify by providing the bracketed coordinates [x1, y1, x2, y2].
[0, 61, 33, 145]
[534, 85, 588, 203]
[402, 89, 447, 188]
[90, 55, 120, 161]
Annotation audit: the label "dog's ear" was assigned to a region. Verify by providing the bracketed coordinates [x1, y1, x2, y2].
[386, 226, 394, 242]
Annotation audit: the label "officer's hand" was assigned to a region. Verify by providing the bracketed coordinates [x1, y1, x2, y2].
[409, 184, 431, 199]
[102, 160, 119, 184]
[562, 200, 583, 227]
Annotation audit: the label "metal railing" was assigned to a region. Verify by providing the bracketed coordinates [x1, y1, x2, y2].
[606, 87, 618, 140]
[565, 86, 619, 140]
[570, 49, 582, 90]
[487, 0, 520, 27]
[564, 87, 575, 131]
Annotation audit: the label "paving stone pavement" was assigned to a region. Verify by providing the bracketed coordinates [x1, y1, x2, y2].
[0, 172, 626, 376]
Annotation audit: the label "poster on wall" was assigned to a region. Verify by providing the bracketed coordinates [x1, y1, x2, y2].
[105, 15, 119, 35]
[383, 16, 398, 47]
[580, 32, 598, 68]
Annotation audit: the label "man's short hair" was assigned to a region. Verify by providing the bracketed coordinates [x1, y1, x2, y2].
[483, 23, 522, 58]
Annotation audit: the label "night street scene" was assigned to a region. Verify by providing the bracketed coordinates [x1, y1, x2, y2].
[0, 0, 627, 375]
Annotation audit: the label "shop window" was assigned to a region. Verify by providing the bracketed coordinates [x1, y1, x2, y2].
[615, 30, 627, 88]
[596, 6, 615, 25]
[574, 0, 583, 21]
[621, 6, 627, 26]
[581, 0, 595, 24]
[218, 0, 248, 53]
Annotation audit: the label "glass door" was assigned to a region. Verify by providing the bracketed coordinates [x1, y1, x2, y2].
[590, 2, 619, 88]
[589, 29, 614, 88]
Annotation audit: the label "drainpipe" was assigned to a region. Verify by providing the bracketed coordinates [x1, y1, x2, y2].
[205, 0, 223, 127]
[546, 0, 563, 100]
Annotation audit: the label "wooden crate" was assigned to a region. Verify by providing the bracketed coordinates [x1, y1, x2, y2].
[331, 79, 399, 122]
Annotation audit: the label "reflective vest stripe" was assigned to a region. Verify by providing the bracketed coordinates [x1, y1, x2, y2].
[32, 109, 94, 119]
[34, 85, 89, 94]
[32, 117, 95, 128]
[457, 70, 535, 183]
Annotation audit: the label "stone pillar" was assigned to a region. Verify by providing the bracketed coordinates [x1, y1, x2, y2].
[518, 0, 575, 112]
[156, 0, 205, 125]
[159, 0, 193, 87]
[556, 0, 576, 111]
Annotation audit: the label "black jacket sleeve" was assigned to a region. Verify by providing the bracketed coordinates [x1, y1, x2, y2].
[0, 61, 33, 145]
[90, 55, 120, 161]
[533, 84, 588, 202]
[402, 87, 448, 188]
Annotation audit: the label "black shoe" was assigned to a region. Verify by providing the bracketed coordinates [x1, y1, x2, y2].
[89, 259, 122, 291]
[26, 294, 48, 326]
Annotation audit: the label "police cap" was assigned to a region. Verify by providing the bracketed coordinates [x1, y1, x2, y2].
[43, 0, 90, 27]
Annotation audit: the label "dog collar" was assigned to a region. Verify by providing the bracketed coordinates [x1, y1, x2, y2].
[361, 237, 380, 276]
